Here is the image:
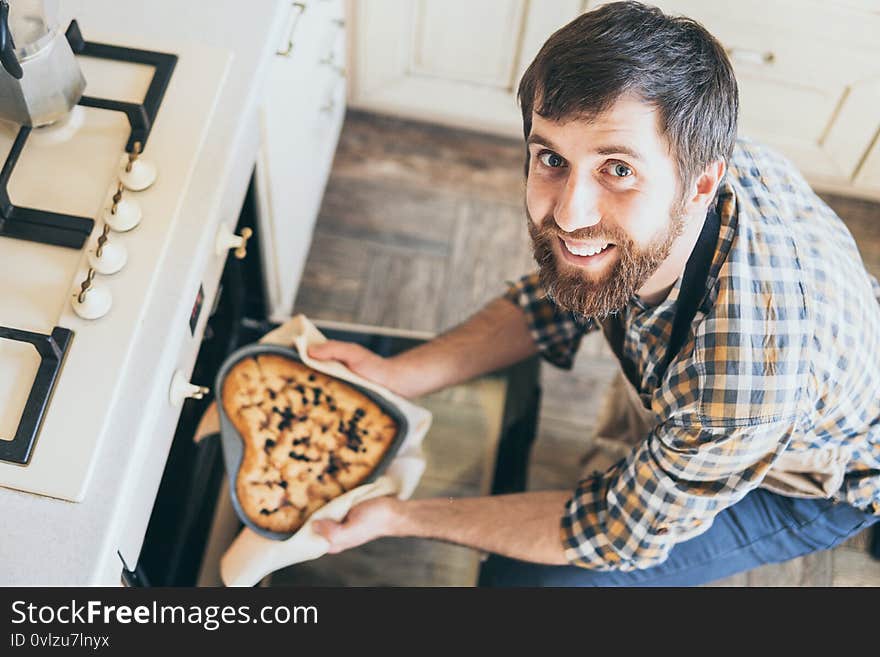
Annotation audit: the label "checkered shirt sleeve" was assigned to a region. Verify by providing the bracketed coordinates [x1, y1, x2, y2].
[503, 271, 597, 369]
[561, 415, 800, 570]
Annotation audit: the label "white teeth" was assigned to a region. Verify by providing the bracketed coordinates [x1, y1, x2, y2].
[563, 241, 611, 257]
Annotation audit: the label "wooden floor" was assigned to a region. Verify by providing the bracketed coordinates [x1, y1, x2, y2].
[292, 109, 880, 586]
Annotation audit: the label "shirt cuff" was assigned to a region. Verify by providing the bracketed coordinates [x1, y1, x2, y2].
[503, 273, 594, 370]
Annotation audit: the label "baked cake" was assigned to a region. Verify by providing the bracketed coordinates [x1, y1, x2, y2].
[221, 353, 399, 534]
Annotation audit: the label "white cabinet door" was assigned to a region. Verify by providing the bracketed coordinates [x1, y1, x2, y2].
[609, 0, 880, 196]
[351, 0, 880, 199]
[348, 0, 587, 137]
[257, 0, 348, 322]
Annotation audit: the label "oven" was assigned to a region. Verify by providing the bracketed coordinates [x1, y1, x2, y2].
[124, 173, 267, 586]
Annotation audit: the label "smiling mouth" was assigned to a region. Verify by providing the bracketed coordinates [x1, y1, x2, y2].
[557, 237, 617, 267]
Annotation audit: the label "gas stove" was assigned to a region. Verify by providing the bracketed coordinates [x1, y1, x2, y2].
[0, 21, 231, 502]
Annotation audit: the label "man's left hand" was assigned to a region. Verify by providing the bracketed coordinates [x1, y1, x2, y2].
[311, 496, 402, 554]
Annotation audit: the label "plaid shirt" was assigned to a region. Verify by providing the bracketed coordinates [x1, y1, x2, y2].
[504, 137, 880, 571]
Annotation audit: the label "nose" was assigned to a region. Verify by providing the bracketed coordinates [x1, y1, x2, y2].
[554, 171, 601, 233]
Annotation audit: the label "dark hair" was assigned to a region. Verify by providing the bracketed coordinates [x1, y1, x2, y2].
[518, 1, 738, 190]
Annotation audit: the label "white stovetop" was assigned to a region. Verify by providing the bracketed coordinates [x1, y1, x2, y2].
[0, 0, 286, 584]
[0, 39, 230, 500]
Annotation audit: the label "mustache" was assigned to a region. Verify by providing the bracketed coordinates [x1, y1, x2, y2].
[531, 213, 631, 246]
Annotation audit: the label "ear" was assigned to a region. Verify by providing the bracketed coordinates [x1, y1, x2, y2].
[683, 159, 726, 214]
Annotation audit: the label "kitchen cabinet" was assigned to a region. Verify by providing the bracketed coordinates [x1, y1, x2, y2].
[600, 0, 880, 200]
[347, 0, 880, 200]
[256, 0, 348, 322]
[347, 0, 583, 136]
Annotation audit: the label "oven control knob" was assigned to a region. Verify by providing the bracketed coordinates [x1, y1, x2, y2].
[88, 240, 127, 275]
[120, 159, 157, 191]
[71, 279, 112, 320]
[169, 370, 211, 407]
[104, 198, 142, 232]
[215, 224, 253, 259]
[119, 142, 157, 191]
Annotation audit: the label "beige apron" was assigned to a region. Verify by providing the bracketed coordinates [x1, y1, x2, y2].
[580, 316, 849, 500]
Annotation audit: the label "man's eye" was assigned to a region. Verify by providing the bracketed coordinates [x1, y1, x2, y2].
[538, 151, 565, 168]
[609, 162, 633, 178]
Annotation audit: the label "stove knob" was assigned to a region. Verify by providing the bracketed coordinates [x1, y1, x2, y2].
[88, 232, 128, 276]
[119, 141, 157, 191]
[104, 198, 142, 232]
[215, 224, 253, 259]
[169, 370, 211, 407]
[120, 159, 157, 191]
[71, 272, 112, 320]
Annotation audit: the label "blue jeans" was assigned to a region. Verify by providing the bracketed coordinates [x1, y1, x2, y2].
[479, 489, 878, 586]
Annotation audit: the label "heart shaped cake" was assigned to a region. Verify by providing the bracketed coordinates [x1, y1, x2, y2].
[221, 353, 399, 534]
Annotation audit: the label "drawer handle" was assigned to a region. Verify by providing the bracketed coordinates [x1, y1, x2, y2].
[276, 2, 306, 57]
[725, 46, 775, 67]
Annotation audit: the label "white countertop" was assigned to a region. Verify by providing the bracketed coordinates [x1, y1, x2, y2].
[0, 0, 286, 585]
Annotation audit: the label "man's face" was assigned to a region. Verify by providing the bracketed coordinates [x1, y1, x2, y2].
[525, 95, 687, 318]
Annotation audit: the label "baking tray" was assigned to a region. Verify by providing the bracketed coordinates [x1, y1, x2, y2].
[214, 343, 409, 541]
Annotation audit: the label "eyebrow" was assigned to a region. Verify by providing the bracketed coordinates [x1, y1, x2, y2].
[527, 133, 645, 161]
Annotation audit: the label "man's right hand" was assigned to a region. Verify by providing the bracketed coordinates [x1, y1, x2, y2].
[308, 341, 412, 398]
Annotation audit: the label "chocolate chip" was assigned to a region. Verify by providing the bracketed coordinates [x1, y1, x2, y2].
[268, 389, 277, 400]
[279, 480, 288, 489]
[326, 453, 344, 475]
[264, 438, 276, 448]
[260, 509, 271, 515]
[308, 374, 316, 382]
[273, 405, 296, 431]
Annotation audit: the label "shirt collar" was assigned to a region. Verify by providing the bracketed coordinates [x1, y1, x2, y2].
[629, 180, 738, 317]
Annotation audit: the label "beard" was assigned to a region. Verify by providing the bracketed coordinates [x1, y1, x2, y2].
[527, 205, 686, 319]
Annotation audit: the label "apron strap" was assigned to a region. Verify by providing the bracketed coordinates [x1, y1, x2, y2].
[661, 204, 721, 373]
[598, 205, 722, 392]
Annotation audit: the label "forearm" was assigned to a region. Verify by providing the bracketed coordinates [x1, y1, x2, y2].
[388, 492, 571, 566]
[389, 297, 538, 397]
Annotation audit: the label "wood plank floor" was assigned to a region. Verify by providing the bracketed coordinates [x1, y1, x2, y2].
[292, 109, 880, 586]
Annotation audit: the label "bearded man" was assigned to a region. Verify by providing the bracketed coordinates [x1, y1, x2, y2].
[307, 1, 880, 585]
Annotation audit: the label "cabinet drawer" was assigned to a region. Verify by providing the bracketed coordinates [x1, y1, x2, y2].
[651, 0, 880, 184]
[257, 0, 348, 320]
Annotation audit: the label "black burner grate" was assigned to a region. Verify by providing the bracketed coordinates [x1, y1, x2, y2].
[0, 326, 72, 465]
[0, 20, 177, 249]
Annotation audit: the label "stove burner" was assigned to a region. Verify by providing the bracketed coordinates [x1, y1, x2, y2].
[0, 326, 72, 465]
[0, 20, 177, 249]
